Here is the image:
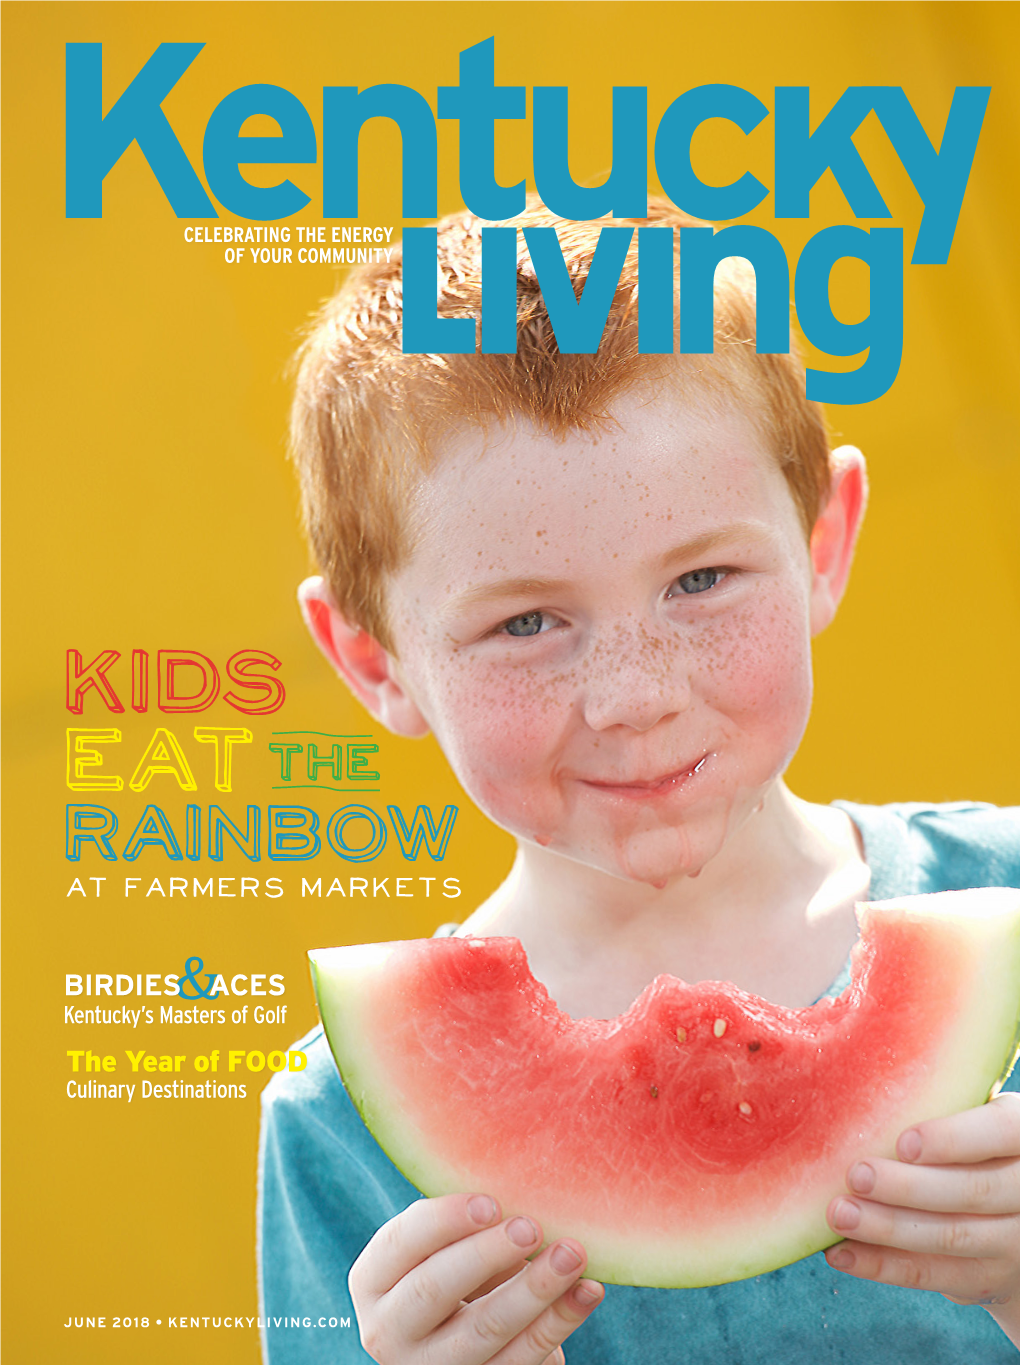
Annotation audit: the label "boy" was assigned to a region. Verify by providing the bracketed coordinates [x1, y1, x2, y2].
[259, 200, 1020, 1363]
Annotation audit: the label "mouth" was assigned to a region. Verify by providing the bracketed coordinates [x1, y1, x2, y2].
[579, 754, 710, 799]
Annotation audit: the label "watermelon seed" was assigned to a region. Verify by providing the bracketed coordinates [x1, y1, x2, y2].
[713, 1018, 727, 1037]
[676, 1026, 687, 1043]
[747, 1040, 761, 1052]
[650, 1085, 659, 1098]
[739, 1101, 753, 1116]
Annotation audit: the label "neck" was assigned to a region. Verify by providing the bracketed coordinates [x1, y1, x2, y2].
[458, 782, 869, 1016]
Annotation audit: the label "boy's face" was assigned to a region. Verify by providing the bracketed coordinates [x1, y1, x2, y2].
[381, 387, 830, 887]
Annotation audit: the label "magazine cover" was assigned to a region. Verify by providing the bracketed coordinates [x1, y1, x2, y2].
[3, 2, 1019, 1361]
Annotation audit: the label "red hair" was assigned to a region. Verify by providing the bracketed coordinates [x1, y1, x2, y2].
[290, 198, 831, 650]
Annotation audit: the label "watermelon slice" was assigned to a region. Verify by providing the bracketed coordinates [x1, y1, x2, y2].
[309, 889, 1020, 1287]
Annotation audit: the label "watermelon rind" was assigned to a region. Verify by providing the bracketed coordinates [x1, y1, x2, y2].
[310, 888, 1020, 1288]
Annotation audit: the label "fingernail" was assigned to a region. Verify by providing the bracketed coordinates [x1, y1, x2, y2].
[830, 1198, 861, 1232]
[550, 1242, 583, 1275]
[572, 1281, 604, 1307]
[848, 1162, 875, 1195]
[827, 1247, 856, 1271]
[898, 1128, 922, 1162]
[507, 1216, 540, 1248]
[467, 1195, 497, 1226]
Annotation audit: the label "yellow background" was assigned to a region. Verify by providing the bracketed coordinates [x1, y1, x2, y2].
[2, 2, 1018, 1359]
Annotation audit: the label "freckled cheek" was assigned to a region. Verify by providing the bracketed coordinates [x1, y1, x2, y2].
[690, 603, 812, 723]
[422, 664, 576, 788]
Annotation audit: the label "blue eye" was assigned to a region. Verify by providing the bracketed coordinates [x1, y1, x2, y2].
[670, 568, 725, 596]
[503, 611, 547, 637]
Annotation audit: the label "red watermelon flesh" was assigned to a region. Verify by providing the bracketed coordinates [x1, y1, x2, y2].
[310, 889, 1020, 1287]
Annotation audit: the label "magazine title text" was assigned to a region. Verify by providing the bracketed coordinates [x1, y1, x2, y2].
[65, 38, 990, 402]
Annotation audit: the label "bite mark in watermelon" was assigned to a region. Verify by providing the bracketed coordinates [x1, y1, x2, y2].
[310, 889, 1020, 1287]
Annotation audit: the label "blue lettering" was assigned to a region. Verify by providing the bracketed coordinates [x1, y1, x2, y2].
[438, 37, 525, 219]
[655, 84, 769, 220]
[795, 226, 903, 404]
[679, 225, 790, 354]
[523, 226, 633, 354]
[322, 84, 436, 219]
[202, 84, 315, 220]
[533, 86, 647, 219]
[66, 42, 215, 218]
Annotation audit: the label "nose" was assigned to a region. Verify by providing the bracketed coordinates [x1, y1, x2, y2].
[581, 624, 692, 732]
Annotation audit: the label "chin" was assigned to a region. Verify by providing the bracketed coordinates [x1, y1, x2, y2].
[559, 820, 727, 890]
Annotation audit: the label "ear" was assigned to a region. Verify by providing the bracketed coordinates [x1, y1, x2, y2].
[297, 577, 430, 738]
[809, 446, 868, 636]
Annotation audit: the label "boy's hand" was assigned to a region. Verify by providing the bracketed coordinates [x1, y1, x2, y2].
[349, 1192, 604, 1363]
[825, 1092, 1020, 1345]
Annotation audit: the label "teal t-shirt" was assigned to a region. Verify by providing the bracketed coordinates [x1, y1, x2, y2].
[258, 802, 1020, 1362]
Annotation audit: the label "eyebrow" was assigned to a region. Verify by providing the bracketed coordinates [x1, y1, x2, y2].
[653, 521, 777, 570]
[447, 577, 575, 614]
[445, 522, 777, 617]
